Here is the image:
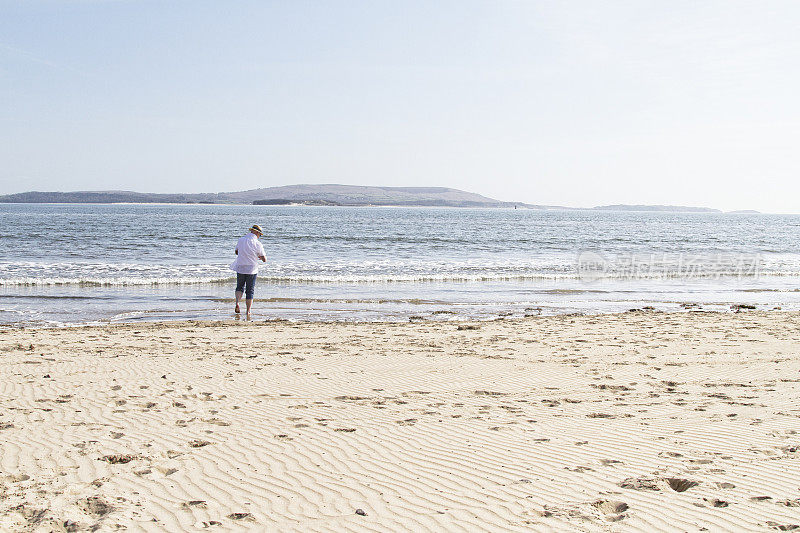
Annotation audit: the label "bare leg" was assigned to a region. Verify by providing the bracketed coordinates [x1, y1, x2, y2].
[235, 291, 243, 313]
[245, 298, 253, 318]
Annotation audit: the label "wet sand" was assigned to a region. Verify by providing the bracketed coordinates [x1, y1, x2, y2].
[2, 311, 800, 531]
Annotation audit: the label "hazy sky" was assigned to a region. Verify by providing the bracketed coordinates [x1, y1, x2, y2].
[2, 1, 800, 212]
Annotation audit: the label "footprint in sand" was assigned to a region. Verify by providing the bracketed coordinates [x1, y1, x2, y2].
[766, 521, 800, 531]
[666, 478, 699, 492]
[181, 501, 208, 510]
[100, 454, 138, 464]
[618, 477, 660, 491]
[77, 496, 114, 518]
[195, 520, 222, 528]
[227, 512, 255, 521]
[592, 500, 629, 522]
[201, 418, 231, 427]
[704, 498, 729, 507]
[155, 465, 179, 476]
[2, 473, 30, 483]
[565, 466, 594, 473]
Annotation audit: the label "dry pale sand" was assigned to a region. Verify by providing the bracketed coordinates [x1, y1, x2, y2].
[2, 311, 800, 532]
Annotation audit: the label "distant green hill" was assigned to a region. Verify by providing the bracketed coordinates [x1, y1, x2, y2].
[0, 184, 523, 207]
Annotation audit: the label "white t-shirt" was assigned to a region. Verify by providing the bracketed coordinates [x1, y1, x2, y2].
[230, 233, 266, 275]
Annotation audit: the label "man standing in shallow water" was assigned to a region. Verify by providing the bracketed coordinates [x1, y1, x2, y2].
[230, 225, 266, 318]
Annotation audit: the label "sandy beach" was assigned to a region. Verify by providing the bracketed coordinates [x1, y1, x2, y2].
[2, 311, 800, 531]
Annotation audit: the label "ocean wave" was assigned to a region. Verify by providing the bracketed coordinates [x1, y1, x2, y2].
[5, 255, 800, 287]
[0, 276, 235, 287]
[3, 269, 800, 286]
[0, 274, 571, 286]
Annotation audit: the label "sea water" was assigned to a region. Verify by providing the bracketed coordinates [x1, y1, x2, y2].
[2, 203, 800, 326]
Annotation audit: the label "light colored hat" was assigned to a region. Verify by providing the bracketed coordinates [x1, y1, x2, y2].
[250, 224, 263, 235]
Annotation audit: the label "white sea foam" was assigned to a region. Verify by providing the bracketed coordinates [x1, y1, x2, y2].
[3, 270, 798, 287]
[4, 252, 800, 287]
[0, 276, 234, 287]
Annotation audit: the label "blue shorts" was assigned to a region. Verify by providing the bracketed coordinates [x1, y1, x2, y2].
[236, 273, 257, 299]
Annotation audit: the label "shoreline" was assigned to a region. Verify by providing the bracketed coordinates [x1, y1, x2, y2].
[0, 306, 781, 332]
[3, 311, 800, 530]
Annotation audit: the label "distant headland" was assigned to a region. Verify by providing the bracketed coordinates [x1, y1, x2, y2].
[0, 184, 758, 213]
[0, 185, 516, 208]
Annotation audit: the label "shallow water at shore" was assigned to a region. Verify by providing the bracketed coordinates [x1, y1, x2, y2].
[4, 276, 800, 327]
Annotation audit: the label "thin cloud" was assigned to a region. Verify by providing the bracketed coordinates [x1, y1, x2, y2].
[0, 42, 88, 76]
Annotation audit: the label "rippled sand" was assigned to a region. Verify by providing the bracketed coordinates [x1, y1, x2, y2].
[2, 312, 800, 531]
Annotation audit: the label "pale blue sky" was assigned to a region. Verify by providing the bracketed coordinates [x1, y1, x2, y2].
[2, 1, 799, 211]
